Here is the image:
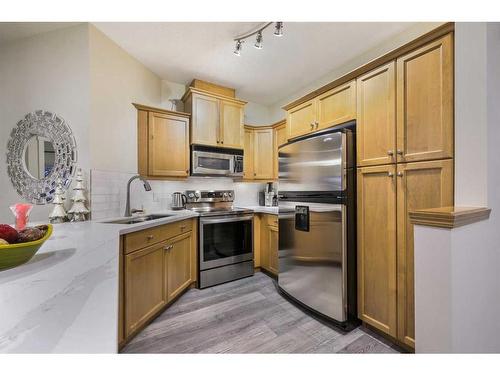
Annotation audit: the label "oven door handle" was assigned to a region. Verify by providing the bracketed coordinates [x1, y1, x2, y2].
[200, 215, 254, 224]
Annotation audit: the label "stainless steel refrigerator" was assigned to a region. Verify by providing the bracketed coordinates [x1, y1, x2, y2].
[277, 122, 357, 329]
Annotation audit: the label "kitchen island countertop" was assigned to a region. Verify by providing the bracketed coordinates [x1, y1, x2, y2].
[0, 210, 198, 353]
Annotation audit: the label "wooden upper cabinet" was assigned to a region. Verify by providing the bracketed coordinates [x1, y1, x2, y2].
[317, 80, 356, 130]
[220, 99, 244, 149]
[357, 165, 397, 337]
[253, 128, 274, 180]
[287, 99, 316, 140]
[190, 93, 220, 146]
[135, 104, 190, 179]
[357, 62, 396, 167]
[165, 232, 193, 302]
[396, 33, 453, 163]
[274, 122, 287, 179]
[148, 112, 190, 177]
[183, 87, 246, 149]
[243, 128, 254, 180]
[124, 241, 166, 338]
[396, 159, 453, 348]
[287, 81, 356, 141]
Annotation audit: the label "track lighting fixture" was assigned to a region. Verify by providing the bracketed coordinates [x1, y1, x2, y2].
[274, 22, 284, 37]
[232, 22, 284, 56]
[233, 40, 243, 56]
[254, 31, 263, 49]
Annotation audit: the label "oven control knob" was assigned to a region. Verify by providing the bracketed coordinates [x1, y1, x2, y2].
[188, 192, 195, 198]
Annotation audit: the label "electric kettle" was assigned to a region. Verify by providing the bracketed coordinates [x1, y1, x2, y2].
[171, 192, 187, 210]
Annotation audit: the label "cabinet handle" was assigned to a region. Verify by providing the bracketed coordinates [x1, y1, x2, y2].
[387, 172, 394, 178]
[147, 235, 154, 240]
[315, 121, 319, 129]
[387, 150, 394, 156]
[310, 123, 315, 130]
[221, 140, 224, 144]
[397, 172, 404, 177]
[180, 225, 186, 230]
[254, 173, 256, 177]
[396, 149, 403, 155]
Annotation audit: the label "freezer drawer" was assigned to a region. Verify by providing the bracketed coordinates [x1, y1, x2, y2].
[278, 204, 347, 322]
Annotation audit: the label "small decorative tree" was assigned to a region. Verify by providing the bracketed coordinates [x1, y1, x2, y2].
[49, 178, 68, 224]
[68, 168, 90, 222]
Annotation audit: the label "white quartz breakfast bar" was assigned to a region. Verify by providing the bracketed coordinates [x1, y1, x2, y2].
[0, 210, 198, 353]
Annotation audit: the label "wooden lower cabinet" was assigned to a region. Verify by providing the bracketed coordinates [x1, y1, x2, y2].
[267, 226, 279, 275]
[357, 165, 398, 337]
[258, 214, 279, 276]
[395, 159, 453, 348]
[124, 241, 167, 338]
[165, 232, 194, 301]
[357, 159, 453, 349]
[120, 219, 196, 346]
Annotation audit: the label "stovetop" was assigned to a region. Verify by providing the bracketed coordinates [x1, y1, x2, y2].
[187, 206, 253, 217]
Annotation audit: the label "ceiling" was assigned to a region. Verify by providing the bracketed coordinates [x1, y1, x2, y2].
[94, 22, 422, 106]
[0, 22, 80, 45]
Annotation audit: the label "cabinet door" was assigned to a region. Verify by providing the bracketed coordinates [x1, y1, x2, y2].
[396, 34, 453, 163]
[357, 165, 397, 337]
[274, 124, 287, 179]
[191, 93, 220, 146]
[165, 232, 193, 302]
[357, 63, 396, 166]
[124, 242, 166, 337]
[253, 129, 274, 180]
[317, 80, 356, 130]
[220, 100, 243, 149]
[396, 159, 453, 348]
[260, 217, 270, 270]
[287, 99, 316, 140]
[268, 225, 279, 275]
[148, 112, 189, 177]
[243, 128, 254, 180]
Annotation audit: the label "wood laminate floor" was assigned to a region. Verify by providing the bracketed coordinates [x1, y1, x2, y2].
[122, 272, 402, 354]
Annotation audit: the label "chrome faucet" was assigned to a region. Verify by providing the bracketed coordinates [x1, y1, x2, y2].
[124, 175, 152, 217]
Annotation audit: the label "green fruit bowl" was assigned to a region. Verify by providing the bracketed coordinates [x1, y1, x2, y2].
[0, 224, 53, 271]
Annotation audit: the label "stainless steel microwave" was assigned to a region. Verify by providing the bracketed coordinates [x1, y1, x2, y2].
[191, 145, 244, 177]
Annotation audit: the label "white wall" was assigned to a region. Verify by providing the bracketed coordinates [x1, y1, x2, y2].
[414, 22, 500, 353]
[0, 24, 91, 223]
[267, 22, 444, 123]
[454, 23, 488, 206]
[89, 25, 162, 174]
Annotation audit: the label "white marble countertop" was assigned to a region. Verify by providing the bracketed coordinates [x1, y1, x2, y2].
[0, 210, 198, 353]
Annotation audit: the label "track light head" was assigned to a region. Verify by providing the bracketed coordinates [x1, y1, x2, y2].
[254, 31, 263, 49]
[274, 22, 284, 37]
[234, 40, 243, 56]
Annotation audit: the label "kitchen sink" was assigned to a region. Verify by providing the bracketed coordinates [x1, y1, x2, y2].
[101, 214, 174, 224]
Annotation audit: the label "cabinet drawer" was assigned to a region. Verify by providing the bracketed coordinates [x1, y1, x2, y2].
[265, 214, 279, 228]
[124, 219, 193, 254]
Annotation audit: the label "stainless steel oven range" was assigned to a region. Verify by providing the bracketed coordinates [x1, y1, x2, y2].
[186, 190, 254, 288]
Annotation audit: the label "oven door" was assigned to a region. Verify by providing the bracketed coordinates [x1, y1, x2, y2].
[192, 150, 234, 176]
[199, 214, 254, 270]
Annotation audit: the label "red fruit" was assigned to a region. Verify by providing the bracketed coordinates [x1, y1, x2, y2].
[0, 224, 18, 244]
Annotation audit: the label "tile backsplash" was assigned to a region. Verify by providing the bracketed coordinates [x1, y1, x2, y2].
[90, 169, 266, 220]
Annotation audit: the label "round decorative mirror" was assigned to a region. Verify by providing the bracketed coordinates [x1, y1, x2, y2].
[6, 110, 77, 204]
